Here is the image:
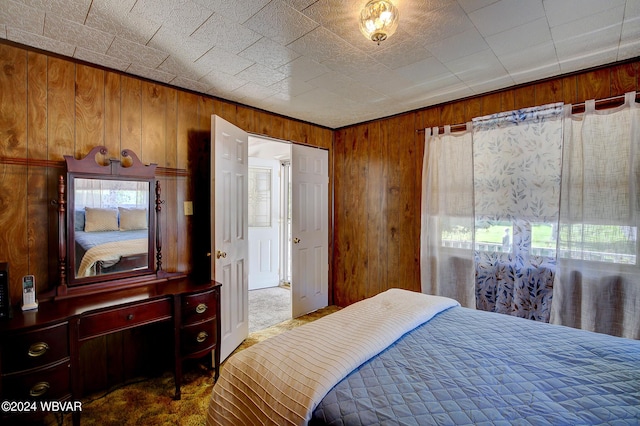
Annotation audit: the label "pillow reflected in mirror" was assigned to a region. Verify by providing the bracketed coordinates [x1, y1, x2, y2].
[118, 207, 148, 231]
[84, 207, 119, 232]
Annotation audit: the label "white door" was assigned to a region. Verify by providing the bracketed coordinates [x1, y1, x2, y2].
[248, 158, 281, 290]
[212, 115, 248, 362]
[291, 145, 329, 317]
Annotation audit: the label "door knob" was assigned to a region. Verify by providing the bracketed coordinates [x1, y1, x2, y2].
[216, 250, 227, 259]
[293, 238, 301, 244]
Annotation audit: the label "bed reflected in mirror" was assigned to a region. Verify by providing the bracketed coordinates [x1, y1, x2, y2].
[72, 178, 150, 279]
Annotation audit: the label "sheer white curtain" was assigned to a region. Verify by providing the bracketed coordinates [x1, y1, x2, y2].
[74, 178, 149, 210]
[551, 92, 640, 339]
[420, 125, 475, 308]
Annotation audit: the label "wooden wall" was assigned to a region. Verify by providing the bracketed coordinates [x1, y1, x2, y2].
[333, 60, 640, 307]
[0, 41, 332, 306]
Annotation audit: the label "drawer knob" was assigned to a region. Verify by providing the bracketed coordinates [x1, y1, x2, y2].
[28, 342, 50, 357]
[195, 303, 208, 314]
[196, 331, 208, 343]
[30, 381, 50, 397]
[127, 314, 134, 320]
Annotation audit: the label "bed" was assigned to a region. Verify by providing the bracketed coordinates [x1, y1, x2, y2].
[75, 230, 148, 277]
[74, 207, 149, 277]
[207, 289, 640, 425]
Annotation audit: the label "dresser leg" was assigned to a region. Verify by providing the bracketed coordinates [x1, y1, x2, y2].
[174, 361, 182, 400]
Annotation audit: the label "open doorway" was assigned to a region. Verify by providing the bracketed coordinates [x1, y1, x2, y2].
[248, 136, 291, 333]
[212, 115, 328, 360]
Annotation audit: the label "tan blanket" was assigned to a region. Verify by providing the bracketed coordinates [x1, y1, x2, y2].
[77, 238, 147, 277]
[207, 289, 459, 426]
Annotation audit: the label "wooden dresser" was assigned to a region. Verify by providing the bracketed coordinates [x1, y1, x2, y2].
[0, 275, 221, 425]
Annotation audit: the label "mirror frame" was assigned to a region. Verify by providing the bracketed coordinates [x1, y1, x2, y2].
[57, 146, 160, 295]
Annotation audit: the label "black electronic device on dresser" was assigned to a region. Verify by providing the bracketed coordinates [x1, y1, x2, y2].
[0, 263, 9, 318]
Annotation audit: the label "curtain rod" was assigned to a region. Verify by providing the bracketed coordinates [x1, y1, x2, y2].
[414, 92, 639, 134]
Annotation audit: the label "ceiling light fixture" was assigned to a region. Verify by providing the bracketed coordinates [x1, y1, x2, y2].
[359, 0, 399, 45]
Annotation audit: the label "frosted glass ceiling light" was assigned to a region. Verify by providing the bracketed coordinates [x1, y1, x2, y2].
[359, 0, 399, 45]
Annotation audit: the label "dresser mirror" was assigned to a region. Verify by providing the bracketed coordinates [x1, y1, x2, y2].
[59, 146, 160, 292]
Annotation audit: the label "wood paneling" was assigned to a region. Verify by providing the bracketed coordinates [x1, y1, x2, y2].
[1, 44, 27, 157]
[513, 85, 535, 109]
[121, 76, 142, 155]
[76, 64, 105, 154]
[27, 51, 47, 160]
[577, 68, 611, 101]
[561, 75, 576, 104]
[48, 57, 75, 161]
[481, 92, 502, 116]
[611, 62, 637, 94]
[174, 91, 199, 277]
[365, 121, 384, 300]
[215, 100, 235, 125]
[333, 124, 368, 306]
[141, 81, 167, 166]
[465, 98, 482, 122]
[26, 51, 49, 284]
[441, 102, 464, 126]
[533, 80, 562, 106]
[104, 71, 121, 155]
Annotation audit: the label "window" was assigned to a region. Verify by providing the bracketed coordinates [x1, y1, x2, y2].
[442, 220, 637, 265]
[74, 178, 148, 209]
[248, 167, 271, 227]
[475, 221, 513, 254]
[557, 224, 637, 265]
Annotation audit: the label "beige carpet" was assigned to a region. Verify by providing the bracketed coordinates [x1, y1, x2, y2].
[43, 305, 340, 426]
[249, 286, 290, 333]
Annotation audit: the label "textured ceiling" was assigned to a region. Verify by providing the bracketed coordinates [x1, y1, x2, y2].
[1, 0, 638, 128]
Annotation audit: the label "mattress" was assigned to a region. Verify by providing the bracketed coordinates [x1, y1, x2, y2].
[311, 306, 640, 425]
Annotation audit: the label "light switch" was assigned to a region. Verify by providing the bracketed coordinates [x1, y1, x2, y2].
[184, 201, 193, 216]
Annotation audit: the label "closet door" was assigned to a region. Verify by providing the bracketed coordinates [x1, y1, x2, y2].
[291, 145, 328, 318]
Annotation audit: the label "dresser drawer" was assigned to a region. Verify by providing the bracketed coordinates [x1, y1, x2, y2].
[1, 323, 68, 374]
[181, 320, 216, 356]
[181, 289, 217, 324]
[3, 360, 71, 401]
[79, 298, 171, 340]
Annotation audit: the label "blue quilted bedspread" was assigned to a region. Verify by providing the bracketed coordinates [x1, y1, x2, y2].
[311, 307, 640, 425]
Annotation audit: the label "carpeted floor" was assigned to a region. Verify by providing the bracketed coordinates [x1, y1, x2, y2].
[249, 286, 290, 333]
[43, 305, 339, 426]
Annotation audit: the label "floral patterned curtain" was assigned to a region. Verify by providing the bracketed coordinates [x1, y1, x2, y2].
[471, 104, 564, 321]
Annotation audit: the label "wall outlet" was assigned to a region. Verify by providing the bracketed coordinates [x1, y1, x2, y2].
[184, 201, 193, 216]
